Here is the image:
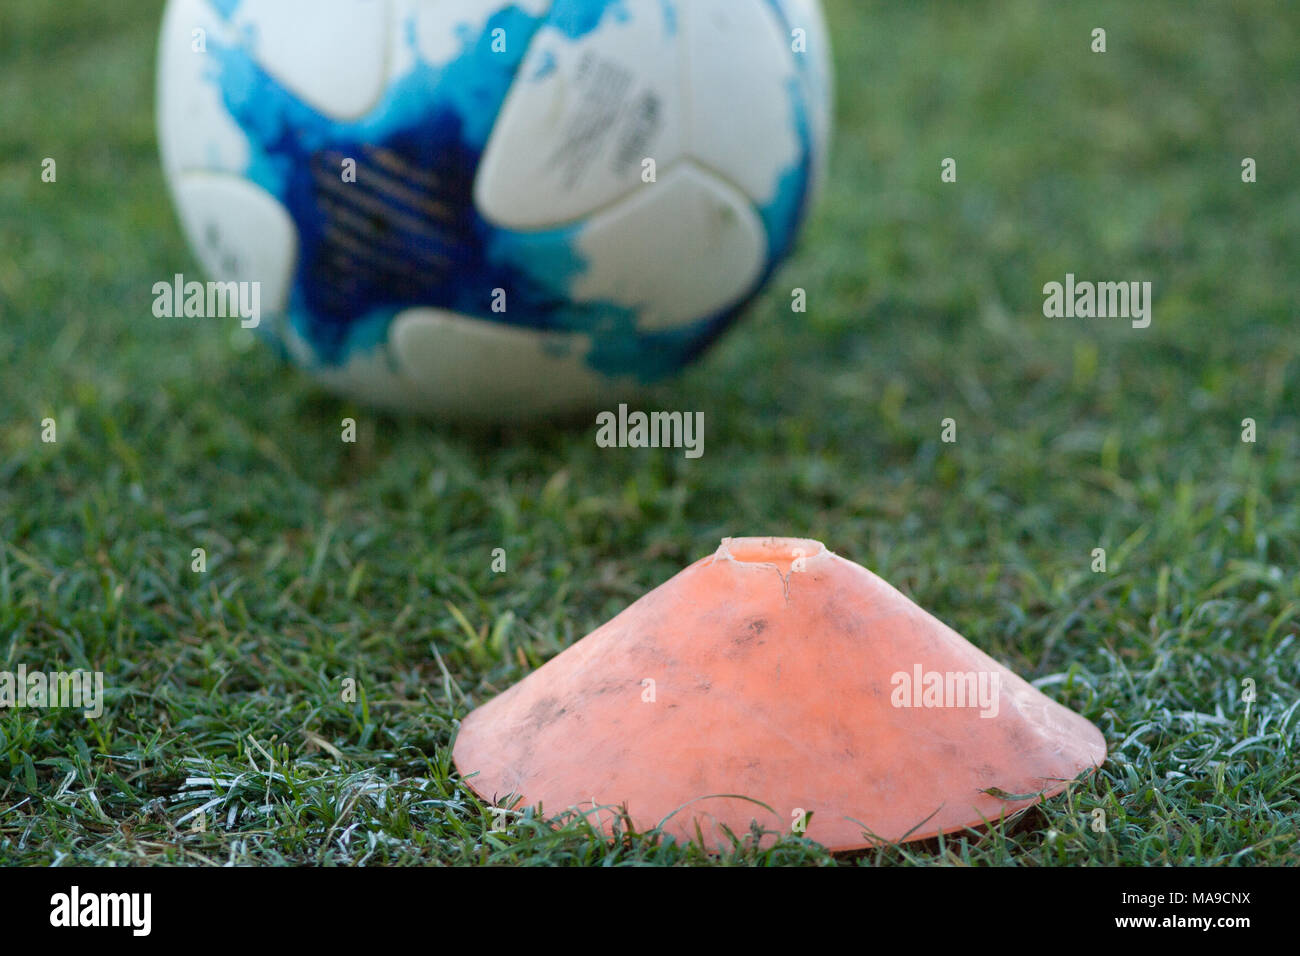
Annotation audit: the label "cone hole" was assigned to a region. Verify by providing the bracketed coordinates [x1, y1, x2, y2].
[718, 537, 826, 573]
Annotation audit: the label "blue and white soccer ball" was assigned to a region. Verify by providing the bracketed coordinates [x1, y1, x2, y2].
[157, 0, 833, 419]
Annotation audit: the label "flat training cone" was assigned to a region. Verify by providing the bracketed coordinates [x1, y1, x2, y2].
[453, 537, 1106, 851]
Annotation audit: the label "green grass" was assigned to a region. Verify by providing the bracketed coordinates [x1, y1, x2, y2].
[1, 0, 1298, 866]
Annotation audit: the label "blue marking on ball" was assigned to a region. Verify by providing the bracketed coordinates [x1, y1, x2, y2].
[201, 0, 818, 383]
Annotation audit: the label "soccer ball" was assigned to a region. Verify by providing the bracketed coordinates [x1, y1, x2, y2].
[157, 0, 833, 419]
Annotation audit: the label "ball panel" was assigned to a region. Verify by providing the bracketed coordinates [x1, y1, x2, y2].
[570, 163, 765, 332]
[156, 0, 251, 178]
[680, 0, 802, 215]
[389, 307, 616, 418]
[220, 0, 393, 121]
[475, 0, 686, 230]
[171, 173, 299, 314]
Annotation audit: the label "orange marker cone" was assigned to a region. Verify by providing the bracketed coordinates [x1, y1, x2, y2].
[453, 537, 1106, 851]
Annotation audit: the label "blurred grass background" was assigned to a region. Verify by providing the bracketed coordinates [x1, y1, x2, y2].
[0, 0, 1297, 864]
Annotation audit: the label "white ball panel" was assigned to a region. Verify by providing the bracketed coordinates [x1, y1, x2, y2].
[156, 0, 250, 178]
[571, 163, 765, 333]
[389, 308, 618, 418]
[681, 0, 801, 208]
[227, 0, 392, 121]
[171, 173, 299, 314]
[475, 0, 686, 230]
